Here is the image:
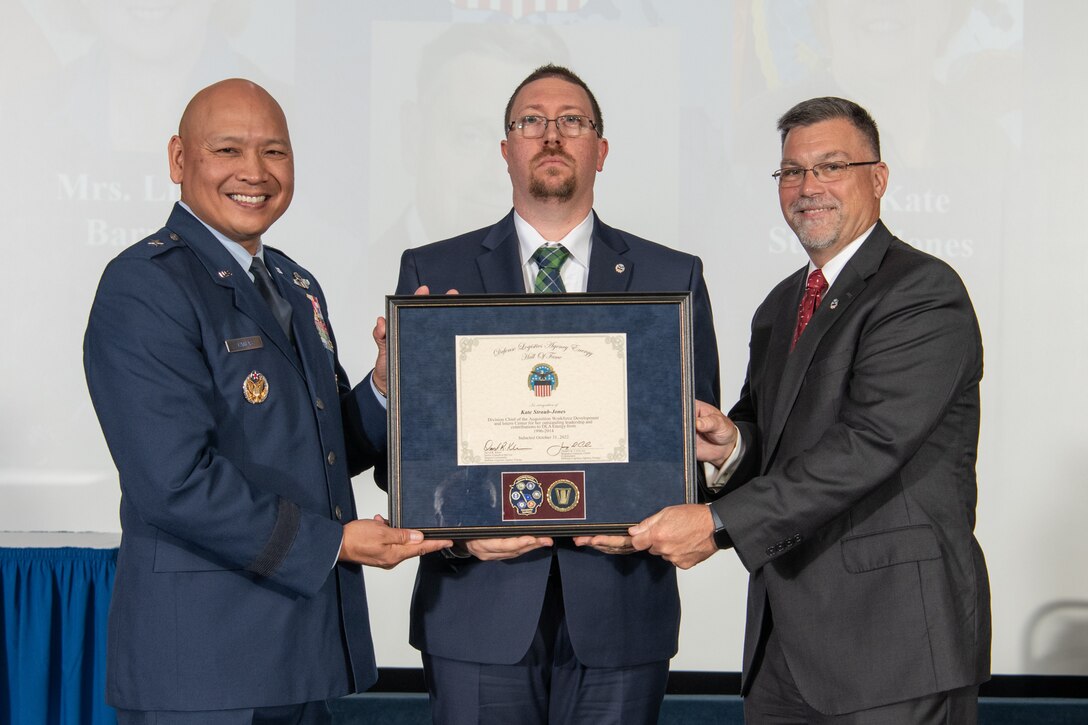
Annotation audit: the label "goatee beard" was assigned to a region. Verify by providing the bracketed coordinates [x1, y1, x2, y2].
[529, 174, 576, 201]
[529, 148, 577, 201]
[790, 200, 841, 251]
[797, 232, 839, 252]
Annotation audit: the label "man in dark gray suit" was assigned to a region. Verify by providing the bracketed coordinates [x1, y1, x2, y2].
[631, 96, 990, 722]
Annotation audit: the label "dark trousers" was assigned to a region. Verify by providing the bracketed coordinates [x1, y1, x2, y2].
[744, 619, 978, 724]
[422, 556, 669, 725]
[115, 701, 331, 725]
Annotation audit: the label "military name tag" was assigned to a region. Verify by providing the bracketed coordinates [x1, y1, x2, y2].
[501, 471, 586, 522]
[225, 336, 264, 353]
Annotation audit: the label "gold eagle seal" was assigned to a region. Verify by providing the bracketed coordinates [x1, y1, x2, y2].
[243, 370, 269, 404]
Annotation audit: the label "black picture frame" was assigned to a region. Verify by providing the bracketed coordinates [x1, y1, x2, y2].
[386, 292, 696, 538]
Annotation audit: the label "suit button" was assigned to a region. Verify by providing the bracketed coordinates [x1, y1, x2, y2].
[334, 505, 343, 521]
[327, 451, 336, 465]
[315, 398, 325, 410]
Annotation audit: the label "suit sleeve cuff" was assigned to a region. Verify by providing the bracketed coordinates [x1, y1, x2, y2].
[704, 430, 746, 491]
[369, 371, 388, 410]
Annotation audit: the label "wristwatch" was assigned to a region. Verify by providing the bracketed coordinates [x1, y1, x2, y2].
[708, 503, 733, 549]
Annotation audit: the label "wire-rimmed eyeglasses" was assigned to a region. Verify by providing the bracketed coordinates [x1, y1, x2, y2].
[772, 160, 881, 188]
[507, 115, 601, 139]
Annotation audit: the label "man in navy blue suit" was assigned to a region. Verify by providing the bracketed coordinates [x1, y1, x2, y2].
[84, 79, 450, 725]
[386, 64, 721, 725]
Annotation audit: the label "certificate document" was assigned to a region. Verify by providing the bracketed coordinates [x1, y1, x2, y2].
[455, 333, 629, 466]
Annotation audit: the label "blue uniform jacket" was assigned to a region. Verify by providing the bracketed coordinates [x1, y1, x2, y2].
[84, 204, 385, 710]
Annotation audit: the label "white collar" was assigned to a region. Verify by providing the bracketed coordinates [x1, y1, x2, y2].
[809, 222, 877, 288]
[513, 210, 594, 270]
[178, 200, 266, 279]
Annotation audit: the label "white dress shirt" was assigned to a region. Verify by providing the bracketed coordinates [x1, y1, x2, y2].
[513, 210, 593, 293]
[707, 223, 877, 491]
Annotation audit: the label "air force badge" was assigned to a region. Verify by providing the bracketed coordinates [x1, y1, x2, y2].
[243, 370, 269, 404]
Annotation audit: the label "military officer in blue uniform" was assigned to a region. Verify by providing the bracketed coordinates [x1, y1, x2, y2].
[84, 78, 450, 725]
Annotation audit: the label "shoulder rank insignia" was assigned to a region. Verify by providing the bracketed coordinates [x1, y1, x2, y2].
[509, 475, 543, 516]
[147, 239, 164, 247]
[243, 370, 269, 404]
[218, 269, 233, 279]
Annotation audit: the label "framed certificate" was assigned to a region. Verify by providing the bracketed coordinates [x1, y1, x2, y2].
[386, 293, 696, 538]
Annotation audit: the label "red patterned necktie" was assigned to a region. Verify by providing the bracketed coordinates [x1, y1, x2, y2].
[792, 268, 827, 350]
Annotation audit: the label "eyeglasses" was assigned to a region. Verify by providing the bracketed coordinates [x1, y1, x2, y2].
[772, 160, 881, 188]
[507, 115, 600, 139]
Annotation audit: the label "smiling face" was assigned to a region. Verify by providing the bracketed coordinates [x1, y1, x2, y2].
[779, 117, 887, 267]
[500, 76, 607, 212]
[168, 79, 294, 252]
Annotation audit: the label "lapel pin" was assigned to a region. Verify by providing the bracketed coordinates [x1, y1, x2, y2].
[829, 298, 839, 310]
[243, 370, 269, 404]
[274, 266, 284, 275]
[615, 264, 625, 274]
[148, 239, 163, 246]
[218, 269, 233, 279]
[293, 272, 311, 289]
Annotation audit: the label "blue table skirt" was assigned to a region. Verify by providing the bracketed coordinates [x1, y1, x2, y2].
[1, 547, 117, 725]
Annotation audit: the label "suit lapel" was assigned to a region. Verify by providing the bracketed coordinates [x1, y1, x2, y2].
[265, 253, 314, 355]
[475, 213, 528, 293]
[474, 211, 633, 294]
[586, 214, 632, 292]
[164, 205, 303, 377]
[761, 224, 892, 468]
[758, 268, 805, 469]
[271, 253, 338, 383]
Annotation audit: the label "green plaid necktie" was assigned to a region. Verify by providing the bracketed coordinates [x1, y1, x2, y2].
[532, 244, 569, 293]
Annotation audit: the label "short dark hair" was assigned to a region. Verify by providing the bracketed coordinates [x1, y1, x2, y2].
[777, 96, 880, 158]
[504, 64, 603, 136]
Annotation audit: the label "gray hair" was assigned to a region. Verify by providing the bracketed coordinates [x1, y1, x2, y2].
[777, 97, 880, 158]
